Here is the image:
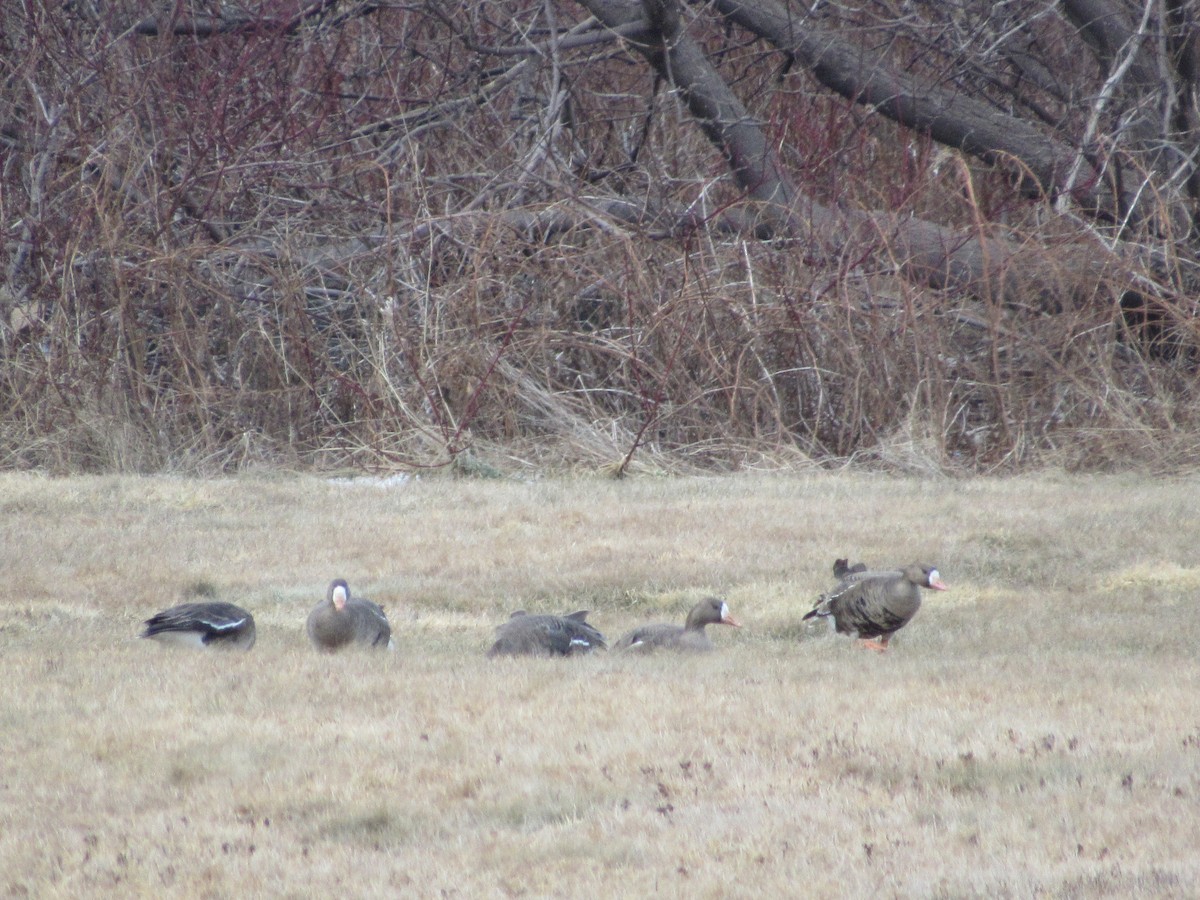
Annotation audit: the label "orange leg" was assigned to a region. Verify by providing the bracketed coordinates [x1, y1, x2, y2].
[857, 636, 891, 653]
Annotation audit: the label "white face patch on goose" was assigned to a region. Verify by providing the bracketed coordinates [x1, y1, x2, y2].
[720, 602, 730, 620]
[570, 637, 592, 649]
[333, 585, 348, 610]
[927, 569, 939, 585]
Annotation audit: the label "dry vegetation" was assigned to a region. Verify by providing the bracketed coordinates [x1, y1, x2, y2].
[2, 470, 1199, 897]
[3, 2, 1200, 476]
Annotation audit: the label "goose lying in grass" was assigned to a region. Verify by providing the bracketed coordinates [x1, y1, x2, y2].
[613, 597, 740, 652]
[142, 602, 256, 650]
[803, 563, 947, 652]
[487, 610, 606, 657]
[307, 579, 393, 651]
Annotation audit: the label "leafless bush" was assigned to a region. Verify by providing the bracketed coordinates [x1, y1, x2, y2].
[1, 1, 1196, 474]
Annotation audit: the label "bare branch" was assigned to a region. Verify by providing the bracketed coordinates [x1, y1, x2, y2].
[578, 0, 803, 236]
[705, 0, 1113, 212]
[131, 0, 358, 38]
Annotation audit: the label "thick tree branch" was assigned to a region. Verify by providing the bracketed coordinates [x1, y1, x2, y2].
[573, 0, 1123, 307]
[578, 0, 803, 236]
[705, 0, 1122, 217]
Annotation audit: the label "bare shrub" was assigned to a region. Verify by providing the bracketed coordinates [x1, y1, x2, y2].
[1, 1, 1196, 473]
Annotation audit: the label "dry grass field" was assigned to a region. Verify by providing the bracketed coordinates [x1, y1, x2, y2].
[2, 470, 1198, 898]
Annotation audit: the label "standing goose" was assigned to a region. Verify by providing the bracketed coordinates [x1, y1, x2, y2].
[142, 602, 256, 650]
[307, 579, 393, 651]
[803, 563, 947, 652]
[613, 597, 741, 652]
[487, 610, 606, 657]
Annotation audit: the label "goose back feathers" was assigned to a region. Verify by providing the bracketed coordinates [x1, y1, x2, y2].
[487, 610, 606, 657]
[142, 602, 257, 650]
[614, 597, 740, 652]
[307, 579, 393, 651]
[804, 563, 947, 650]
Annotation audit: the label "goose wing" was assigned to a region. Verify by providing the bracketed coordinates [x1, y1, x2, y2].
[350, 598, 393, 649]
[143, 602, 256, 649]
[488, 611, 606, 656]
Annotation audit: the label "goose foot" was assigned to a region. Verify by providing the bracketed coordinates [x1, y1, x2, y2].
[857, 638, 890, 653]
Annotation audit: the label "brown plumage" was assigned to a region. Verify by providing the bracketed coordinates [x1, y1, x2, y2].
[142, 601, 256, 650]
[487, 610, 606, 657]
[613, 597, 741, 652]
[803, 563, 947, 651]
[306, 579, 393, 652]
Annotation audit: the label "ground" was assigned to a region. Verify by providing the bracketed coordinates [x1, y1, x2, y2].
[1, 470, 1198, 897]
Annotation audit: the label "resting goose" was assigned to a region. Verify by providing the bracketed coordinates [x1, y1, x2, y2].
[803, 563, 947, 652]
[307, 579, 393, 651]
[487, 610, 606, 657]
[142, 602, 256, 650]
[613, 597, 741, 652]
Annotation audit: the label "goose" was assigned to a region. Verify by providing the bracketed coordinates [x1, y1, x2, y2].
[613, 597, 740, 652]
[142, 602, 256, 650]
[803, 563, 947, 652]
[487, 610, 606, 657]
[307, 579, 393, 651]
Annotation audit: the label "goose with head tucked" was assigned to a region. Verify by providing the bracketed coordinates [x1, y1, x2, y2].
[803, 563, 947, 652]
[613, 597, 740, 652]
[142, 602, 256, 650]
[487, 610, 606, 657]
[307, 579, 393, 651]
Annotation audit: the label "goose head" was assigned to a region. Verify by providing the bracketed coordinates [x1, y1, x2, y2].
[686, 597, 741, 630]
[328, 578, 351, 610]
[904, 564, 947, 591]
